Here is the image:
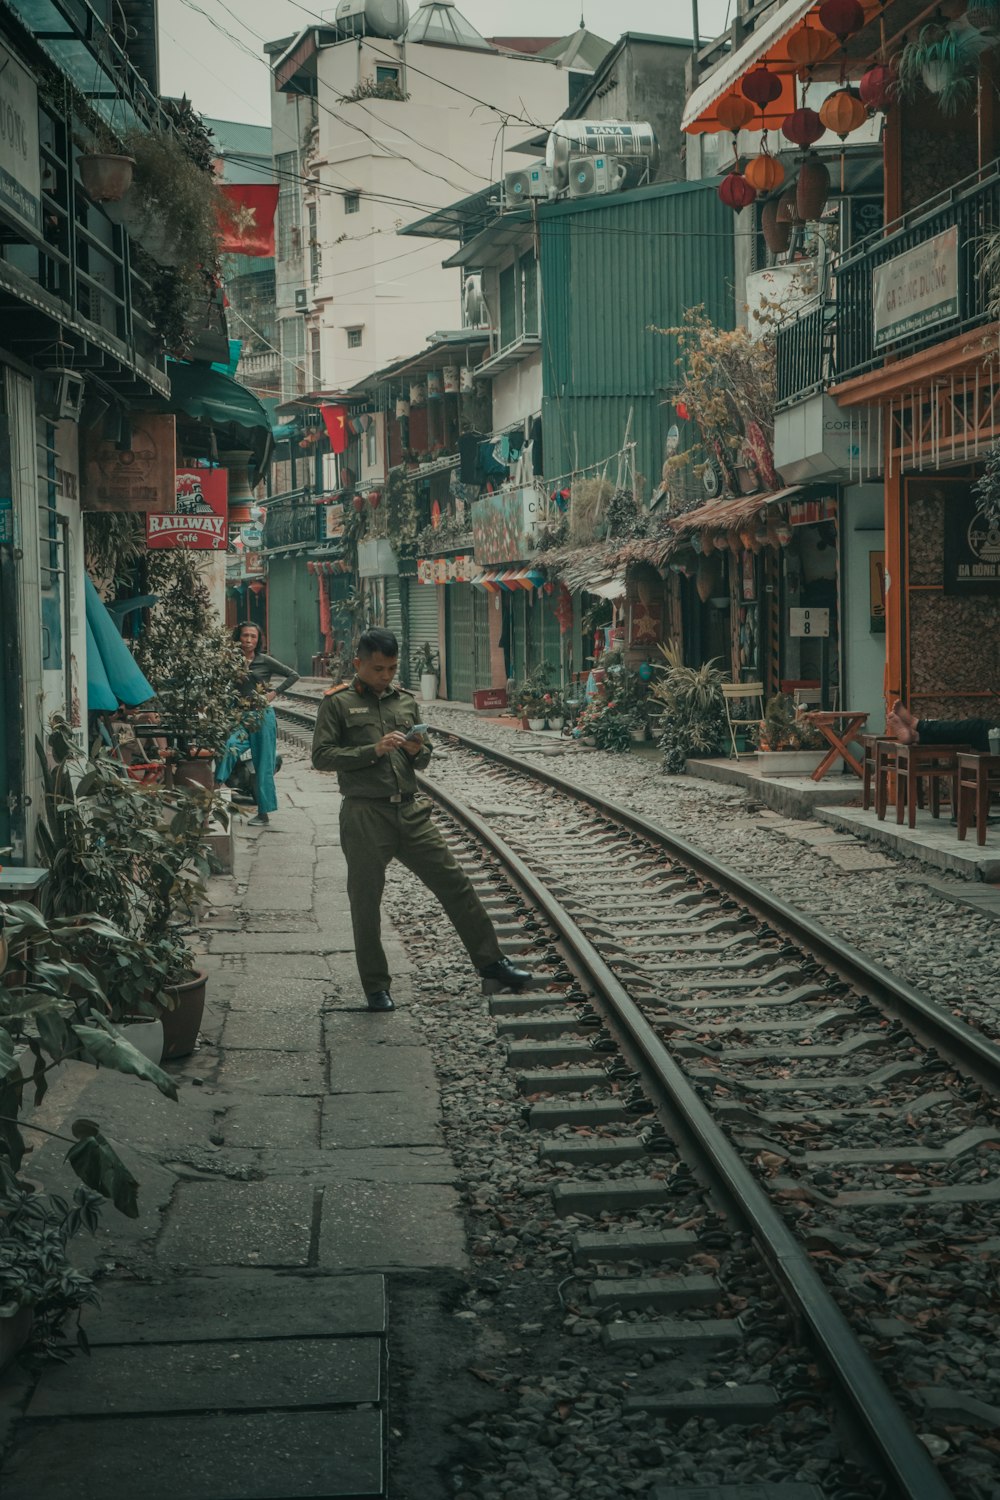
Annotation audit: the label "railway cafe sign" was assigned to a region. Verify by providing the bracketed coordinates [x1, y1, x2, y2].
[872, 226, 960, 351]
[0, 43, 41, 238]
[146, 468, 228, 549]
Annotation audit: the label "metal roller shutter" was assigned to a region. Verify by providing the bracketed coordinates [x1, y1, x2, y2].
[384, 575, 403, 655]
[446, 585, 476, 702]
[473, 589, 493, 690]
[405, 580, 440, 690]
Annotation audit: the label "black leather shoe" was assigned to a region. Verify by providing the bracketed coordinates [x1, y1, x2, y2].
[479, 957, 531, 991]
[366, 990, 395, 1012]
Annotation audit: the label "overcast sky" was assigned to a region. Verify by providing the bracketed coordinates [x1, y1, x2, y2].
[158, 0, 734, 125]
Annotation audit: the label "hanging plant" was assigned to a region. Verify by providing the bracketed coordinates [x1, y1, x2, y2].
[896, 24, 988, 116]
[972, 444, 1000, 528]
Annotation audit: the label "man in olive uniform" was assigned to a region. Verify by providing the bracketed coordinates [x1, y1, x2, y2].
[312, 628, 530, 1011]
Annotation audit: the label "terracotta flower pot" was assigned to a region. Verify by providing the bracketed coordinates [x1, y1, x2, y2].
[78, 153, 135, 202]
[171, 755, 215, 791]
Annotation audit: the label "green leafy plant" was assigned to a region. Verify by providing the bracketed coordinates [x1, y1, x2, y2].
[650, 643, 727, 773]
[412, 642, 440, 679]
[0, 1171, 103, 1360]
[896, 23, 988, 115]
[752, 694, 825, 751]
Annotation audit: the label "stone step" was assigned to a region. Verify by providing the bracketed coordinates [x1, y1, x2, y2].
[589, 1274, 719, 1311]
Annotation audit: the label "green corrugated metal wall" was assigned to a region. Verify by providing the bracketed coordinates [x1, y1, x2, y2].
[268, 557, 321, 676]
[539, 179, 733, 498]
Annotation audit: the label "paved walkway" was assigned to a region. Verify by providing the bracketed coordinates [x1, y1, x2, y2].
[0, 759, 466, 1500]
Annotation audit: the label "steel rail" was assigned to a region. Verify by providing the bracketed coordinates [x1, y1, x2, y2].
[427, 724, 1000, 1096]
[422, 769, 952, 1500]
[419, 766, 952, 1500]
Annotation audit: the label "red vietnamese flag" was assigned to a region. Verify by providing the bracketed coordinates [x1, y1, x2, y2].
[218, 184, 279, 257]
[321, 404, 348, 454]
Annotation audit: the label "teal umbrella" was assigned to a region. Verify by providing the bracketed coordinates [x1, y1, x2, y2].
[85, 576, 155, 714]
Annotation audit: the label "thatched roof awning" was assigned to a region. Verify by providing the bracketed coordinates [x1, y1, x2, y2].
[670, 486, 802, 536]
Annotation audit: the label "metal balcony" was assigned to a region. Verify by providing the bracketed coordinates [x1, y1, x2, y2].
[775, 301, 834, 411]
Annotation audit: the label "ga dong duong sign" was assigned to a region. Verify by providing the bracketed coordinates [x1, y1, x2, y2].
[872, 226, 960, 350]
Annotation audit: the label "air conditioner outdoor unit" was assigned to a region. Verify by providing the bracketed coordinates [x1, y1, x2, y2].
[294, 289, 308, 310]
[504, 160, 550, 205]
[566, 155, 626, 200]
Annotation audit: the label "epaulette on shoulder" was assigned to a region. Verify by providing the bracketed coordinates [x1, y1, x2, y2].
[324, 682, 351, 696]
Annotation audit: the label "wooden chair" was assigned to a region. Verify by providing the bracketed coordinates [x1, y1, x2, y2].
[873, 738, 901, 820]
[863, 735, 896, 812]
[721, 681, 764, 760]
[956, 753, 1000, 845]
[894, 742, 970, 830]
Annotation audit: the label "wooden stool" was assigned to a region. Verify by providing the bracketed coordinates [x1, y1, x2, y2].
[873, 739, 901, 821]
[863, 735, 897, 812]
[894, 743, 969, 829]
[956, 753, 1000, 845]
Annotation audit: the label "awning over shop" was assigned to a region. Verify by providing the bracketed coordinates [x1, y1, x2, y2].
[474, 568, 543, 592]
[670, 487, 802, 534]
[165, 362, 273, 478]
[85, 576, 155, 717]
[682, 0, 884, 134]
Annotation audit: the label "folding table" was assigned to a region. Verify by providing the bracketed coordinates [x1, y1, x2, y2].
[804, 711, 869, 782]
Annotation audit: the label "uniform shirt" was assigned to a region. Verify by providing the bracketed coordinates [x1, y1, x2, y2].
[311, 679, 432, 798]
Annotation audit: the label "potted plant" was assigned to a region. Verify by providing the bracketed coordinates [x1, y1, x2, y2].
[896, 23, 988, 114]
[628, 707, 649, 745]
[542, 692, 566, 731]
[649, 644, 727, 773]
[0, 1173, 104, 1366]
[412, 642, 440, 703]
[751, 694, 827, 775]
[78, 146, 135, 203]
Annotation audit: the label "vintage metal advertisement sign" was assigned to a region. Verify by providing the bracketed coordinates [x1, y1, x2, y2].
[82, 415, 176, 512]
[146, 468, 227, 549]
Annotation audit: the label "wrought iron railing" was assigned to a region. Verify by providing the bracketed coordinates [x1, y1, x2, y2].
[775, 159, 1000, 404]
[775, 302, 832, 409]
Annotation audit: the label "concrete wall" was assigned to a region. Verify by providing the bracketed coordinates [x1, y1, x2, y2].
[490, 353, 542, 434]
[574, 39, 691, 183]
[841, 483, 886, 729]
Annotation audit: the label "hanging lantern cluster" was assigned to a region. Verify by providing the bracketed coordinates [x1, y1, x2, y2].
[742, 66, 782, 108]
[817, 0, 865, 43]
[781, 106, 824, 148]
[717, 94, 755, 132]
[718, 167, 757, 213]
[819, 86, 867, 139]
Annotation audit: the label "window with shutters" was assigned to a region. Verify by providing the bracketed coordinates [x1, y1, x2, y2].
[280, 317, 307, 400]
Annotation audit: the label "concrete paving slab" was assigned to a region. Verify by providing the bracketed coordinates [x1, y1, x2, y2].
[229, 954, 333, 979]
[0, 1409, 383, 1500]
[216, 1048, 326, 1095]
[324, 1012, 426, 1047]
[208, 929, 356, 953]
[86, 1270, 386, 1343]
[156, 1181, 315, 1267]
[328, 1042, 437, 1095]
[226, 978, 335, 1011]
[28, 1335, 380, 1417]
[322, 1092, 444, 1149]
[317, 1146, 455, 1184]
[817, 803, 1000, 879]
[221, 1096, 320, 1149]
[222, 1007, 324, 1051]
[318, 1181, 466, 1270]
[244, 880, 316, 912]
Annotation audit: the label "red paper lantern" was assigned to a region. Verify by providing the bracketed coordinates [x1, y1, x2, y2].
[742, 67, 782, 107]
[859, 61, 895, 112]
[781, 107, 824, 148]
[744, 152, 785, 192]
[249, 582, 265, 596]
[368, 489, 382, 509]
[718, 169, 757, 214]
[716, 94, 755, 132]
[675, 400, 690, 421]
[352, 494, 364, 512]
[819, 87, 867, 139]
[307, 561, 316, 574]
[817, 0, 864, 42]
[786, 26, 837, 74]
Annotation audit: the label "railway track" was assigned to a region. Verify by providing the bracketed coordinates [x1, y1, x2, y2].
[276, 692, 1000, 1498]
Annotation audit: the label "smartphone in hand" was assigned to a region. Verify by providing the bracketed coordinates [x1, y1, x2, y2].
[406, 724, 428, 740]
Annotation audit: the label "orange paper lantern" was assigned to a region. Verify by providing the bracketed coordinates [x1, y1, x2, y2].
[819, 87, 867, 139]
[785, 27, 837, 74]
[744, 153, 786, 192]
[716, 94, 755, 132]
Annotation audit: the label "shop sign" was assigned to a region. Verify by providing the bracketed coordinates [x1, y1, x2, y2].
[789, 607, 829, 637]
[944, 490, 1000, 594]
[82, 415, 176, 512]
[0, 44, 40, 237]
[358, 538, 397, 578]
[322, 502, 344, 540]
[473, 688, 507, 710]
[873, 227, 959, 350]
[147, 468, 227, 549]
[472, 487, 542, 564]
[416, 554, 481, 584]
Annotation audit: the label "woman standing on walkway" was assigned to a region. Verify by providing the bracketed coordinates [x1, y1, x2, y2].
[216, 622, 299, 827]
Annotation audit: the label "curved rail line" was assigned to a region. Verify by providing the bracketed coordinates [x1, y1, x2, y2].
[275, 694, 998, 1498]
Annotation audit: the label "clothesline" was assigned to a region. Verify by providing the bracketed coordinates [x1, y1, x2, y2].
[542, 444, 636, 496]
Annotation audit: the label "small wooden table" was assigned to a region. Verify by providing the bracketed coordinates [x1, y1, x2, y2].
[805, 711, 869, 781]
[894, 742, 969, 829]
[956, 753, 1000, 845]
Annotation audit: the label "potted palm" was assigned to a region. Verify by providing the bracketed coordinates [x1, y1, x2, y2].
[411, 642, 440, 703]
[649, 644, 727, 773]
[751, 694, 827, 775]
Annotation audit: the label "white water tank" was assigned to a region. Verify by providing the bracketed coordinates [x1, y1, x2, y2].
[334, 0, 409, 38]
[546, 121, 659, 193]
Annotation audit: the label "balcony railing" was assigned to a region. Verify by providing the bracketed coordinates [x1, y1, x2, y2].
[775, 158, 1000, 405]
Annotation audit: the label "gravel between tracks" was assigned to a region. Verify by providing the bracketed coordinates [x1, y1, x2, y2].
[423, 711, 1000, 1048]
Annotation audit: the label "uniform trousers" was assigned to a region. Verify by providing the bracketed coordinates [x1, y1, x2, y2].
[340, 795, 502, 995]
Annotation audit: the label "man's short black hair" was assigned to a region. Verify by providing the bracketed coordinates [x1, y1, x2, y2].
[356, 628, 399, 660]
